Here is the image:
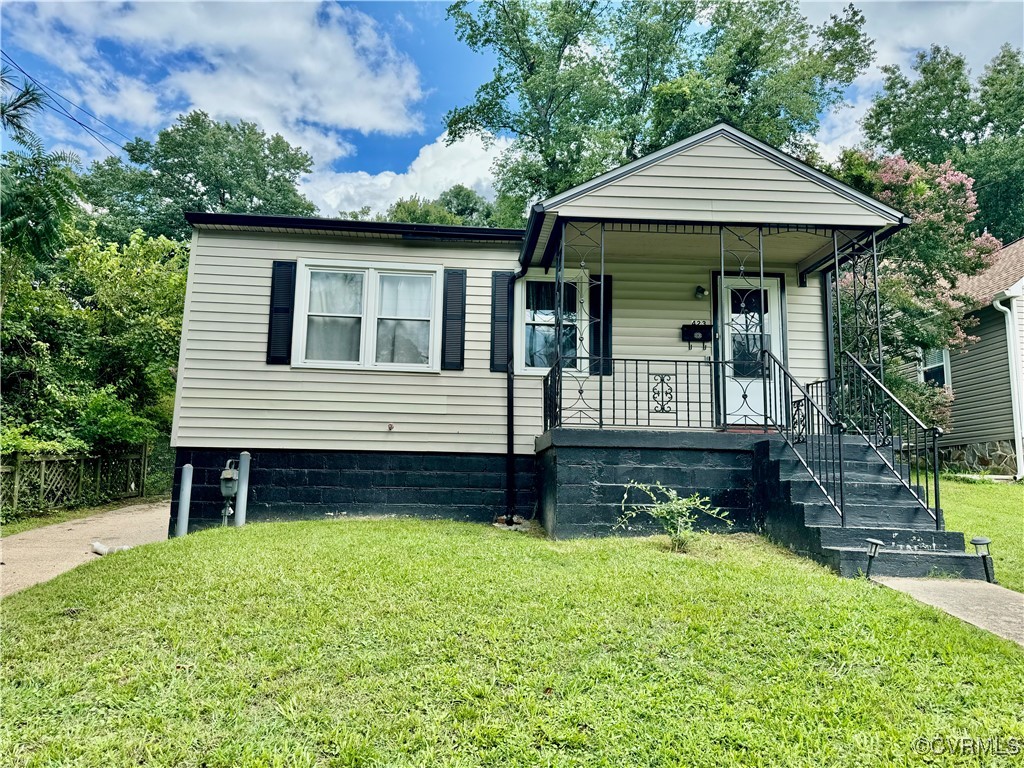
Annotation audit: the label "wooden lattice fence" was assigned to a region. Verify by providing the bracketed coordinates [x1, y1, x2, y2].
[0, 447, 148, 516]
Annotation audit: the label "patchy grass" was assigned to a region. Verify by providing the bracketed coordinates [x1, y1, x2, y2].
[942, 478, 1024, 593]
[0, 495, 170, 538]
[2, 520, 1022, 767]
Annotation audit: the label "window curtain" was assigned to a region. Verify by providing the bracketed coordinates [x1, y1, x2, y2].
[306, 271, 363, 362]
[376, 274, 432, 365]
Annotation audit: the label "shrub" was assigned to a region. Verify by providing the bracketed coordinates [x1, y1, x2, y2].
[74, 388, 159, 454]
[0, 422, 87, 457]
[617, 481, 731, 552]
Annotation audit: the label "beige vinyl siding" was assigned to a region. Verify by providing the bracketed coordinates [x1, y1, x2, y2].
[173, 231, 544, 455]
[595, 229, 827, 382]
[552, 135, 891, 227]
[527, 228, 828, 427]
[943, 306, 1015, 446]
[173, 228, 831, 455]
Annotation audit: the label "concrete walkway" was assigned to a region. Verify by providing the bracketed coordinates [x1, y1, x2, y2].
[1, 501, 169, 597]
[875, 576, 1024, 646]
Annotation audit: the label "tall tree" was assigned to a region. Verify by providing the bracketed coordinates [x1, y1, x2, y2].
[80, 111, 317, 242]
[863, 44, 1024, 241]
[447, 0, 617, 224]
[1, 67, 80, 308]
[445, 0, 873, 221]
[645, 1, 871, 159]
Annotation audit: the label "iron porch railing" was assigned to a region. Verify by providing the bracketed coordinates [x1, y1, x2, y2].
[762, 350, 847, 523]
[543, 358, 720, 431]
[808, 352, 942, 527]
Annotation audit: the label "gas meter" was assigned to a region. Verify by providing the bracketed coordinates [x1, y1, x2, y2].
[220, 460, 239, 525]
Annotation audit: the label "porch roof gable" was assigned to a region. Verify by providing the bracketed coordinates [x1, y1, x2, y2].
[520, 123, 907, 267]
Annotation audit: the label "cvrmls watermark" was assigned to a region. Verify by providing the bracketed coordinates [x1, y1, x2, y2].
[913, 736, 1021, 756]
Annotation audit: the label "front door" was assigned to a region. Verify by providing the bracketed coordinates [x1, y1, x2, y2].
[719, 276, 783, 425]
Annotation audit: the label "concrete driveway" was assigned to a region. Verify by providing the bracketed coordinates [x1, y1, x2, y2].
[1, 501, 169, 597]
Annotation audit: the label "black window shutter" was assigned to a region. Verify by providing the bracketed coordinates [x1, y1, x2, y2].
[441, 269, 467, 371]
[490, 271, 514, 373]
[589, 275, 613, 375]
[267, 261, 297, 365]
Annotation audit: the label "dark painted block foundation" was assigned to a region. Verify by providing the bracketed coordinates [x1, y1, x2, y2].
[537, 428, 776, 538]
[171, 448, 537, 534]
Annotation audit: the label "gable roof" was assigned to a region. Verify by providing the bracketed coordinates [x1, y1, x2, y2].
[540, 122, 906, 223]
[960, 236, 1024, 305]
[521, 122, 906, 266]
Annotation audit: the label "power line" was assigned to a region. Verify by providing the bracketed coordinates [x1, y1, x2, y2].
[1, 50, 130, 156]
[1, 50, 134, 142]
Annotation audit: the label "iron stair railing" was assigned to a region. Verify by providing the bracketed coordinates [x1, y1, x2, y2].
[819, 352, 942, 528]
[762, 350, 847, 524]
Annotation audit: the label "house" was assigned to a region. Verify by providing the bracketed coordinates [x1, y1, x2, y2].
[170, 123, 990, 579]
[935, 237, 1024, 478]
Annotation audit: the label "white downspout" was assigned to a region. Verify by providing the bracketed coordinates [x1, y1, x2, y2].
[993, 290, 1024, 480]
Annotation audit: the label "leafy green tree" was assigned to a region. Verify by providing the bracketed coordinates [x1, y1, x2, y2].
[645, 1, 871, 159]
[381, 195, 465, 225]
[436, 184, 497, 226]
[446, 0, 620, 222]
[0, 140, 80, 305]
[80, 111, 317, 242]
[863, 44, 1024, 241]
[445, 0, 873, 218]
[863, 46, 976, 164]
[339, 185, 501, 227]
[1, 69, 81, 309]
[1, 229, 187, 453]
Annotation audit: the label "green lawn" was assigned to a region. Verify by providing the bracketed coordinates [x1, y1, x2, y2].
[2, 521, 1022, 767]
[942, 479, 1024, 593]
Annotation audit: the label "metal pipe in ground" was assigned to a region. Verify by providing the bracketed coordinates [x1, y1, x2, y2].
[235, 451, 251, 527]
[174, 464, 193, 538]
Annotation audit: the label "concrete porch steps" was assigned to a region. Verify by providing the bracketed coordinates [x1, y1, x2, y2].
[755, 439, 990, 580]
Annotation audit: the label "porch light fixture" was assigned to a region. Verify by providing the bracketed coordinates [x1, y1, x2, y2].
[864, 538, 885, 577]
[970, 536, 994, 583]
[695, 285, 708, 300]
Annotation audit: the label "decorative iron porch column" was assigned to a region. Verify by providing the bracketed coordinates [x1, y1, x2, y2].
[831, 230, 884, 379]
[718, 226, 767, 429]
[554, 222, 604, 426]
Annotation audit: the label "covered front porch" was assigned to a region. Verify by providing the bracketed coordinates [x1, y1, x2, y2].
[534, 221, 887, 435]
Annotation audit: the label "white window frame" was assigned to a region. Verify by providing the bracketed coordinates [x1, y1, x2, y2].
[514, 272, 589, 377]
[292, 258, 443, 373]
[919, 347, 951, 388]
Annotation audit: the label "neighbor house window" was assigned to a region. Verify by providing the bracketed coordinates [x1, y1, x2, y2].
[920, 348, 951, 387]
[295, 260, 442, 371]
[518, 276, 585, 372]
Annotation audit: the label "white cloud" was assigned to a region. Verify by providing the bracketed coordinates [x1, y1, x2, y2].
[1, 1, 424, 165]
[301, 132, 512, 216]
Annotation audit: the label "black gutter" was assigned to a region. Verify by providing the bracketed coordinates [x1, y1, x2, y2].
[185, 211, 525, 243]
[505, 206, 547, 524]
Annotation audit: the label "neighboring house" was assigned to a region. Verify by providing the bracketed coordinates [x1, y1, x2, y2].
[937, 237, 1024, 478]
[171, 123, 990, 579]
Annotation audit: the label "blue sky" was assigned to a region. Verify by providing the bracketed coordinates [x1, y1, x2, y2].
[1, 1, 1021, 215]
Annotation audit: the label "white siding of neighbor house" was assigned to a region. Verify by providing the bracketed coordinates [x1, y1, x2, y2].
[1017, 297, 1024, 386]
[942, 306, 1015, 446]
[550, 135, 894, 228]
[173, 228, 830, 455]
